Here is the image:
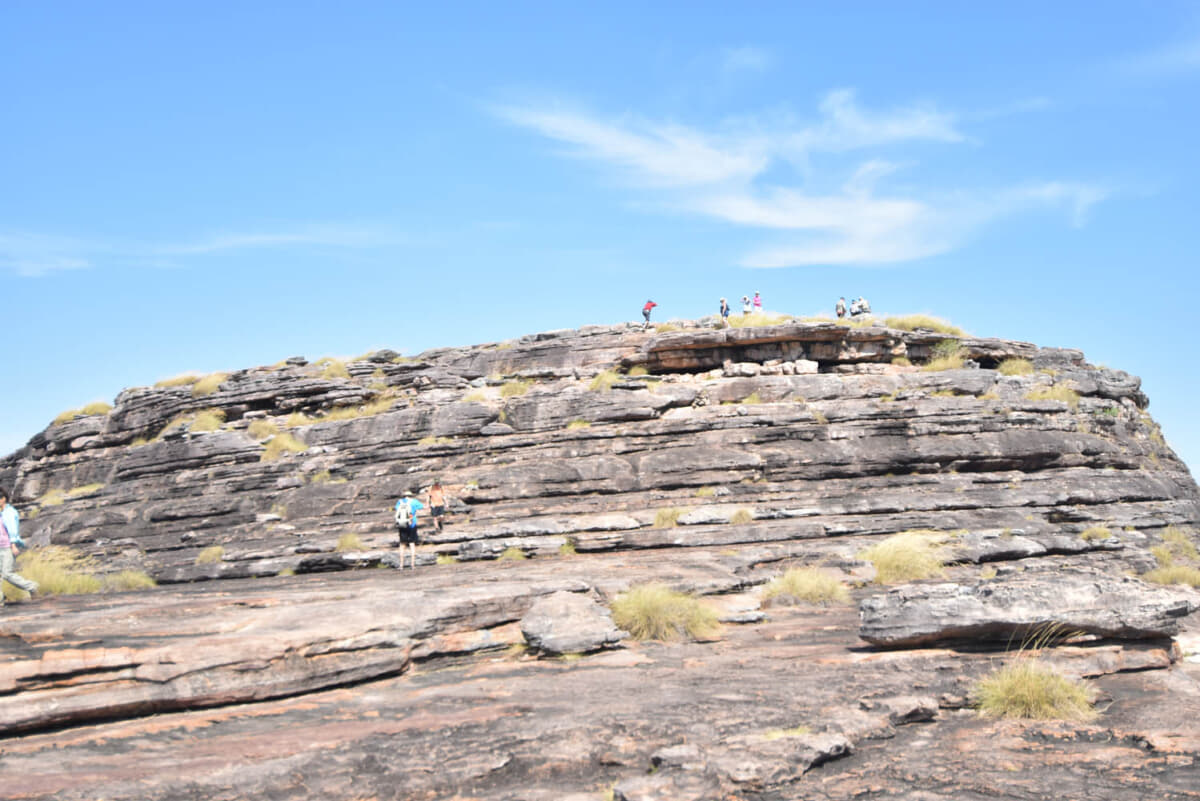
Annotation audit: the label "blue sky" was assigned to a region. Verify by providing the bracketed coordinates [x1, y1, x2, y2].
[3, 2, 1200, 471]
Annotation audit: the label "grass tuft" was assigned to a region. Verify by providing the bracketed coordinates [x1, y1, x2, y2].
[65, 483, 104, 499]
[191, 372, 228, 397]
[463, 390, 488, 402]
[1079, 526, 1111, 541]
[762, 567, 851, 606]
[653, 507, 682, 529]
[498, 546, 528, 561]
[628, 366, 649, 377]
[998, 358, 1035, 376]
[6, 547, 103, 599]
[729, 312, 792, 328]
[155, 374, 201, 388]
[195, 545, 224, 565]
[190, 409, 227, 432]
[335, 533, 364, 552]
[859, 530, 948, 584]
[37, 488, 67, 507]
[1025, 385, 1081, 409]
[741, 392, 762, 405]
[974, 660, 1097, 721]
[695, 486, 716, 498]
[500, 379, 531, 398]
[923, 340, 964, 372]
[261, 432, 308, 461]
[247, 420, 279, 440]
[762, 725, 813, 740]
[884, 315, 964, 335]
[891, 356, 912, 367]
[729, 508, 754, 525]
[316, 359, 350, 380]
[104, 570, 157, 591]
[436, 553, 457, 565]
[1142, 565, 1200, 588]
[567, 419, 591, 430]
[610, 583, 721, 641]
[558, 539, 577, 556]
[589, 370, 620, 391]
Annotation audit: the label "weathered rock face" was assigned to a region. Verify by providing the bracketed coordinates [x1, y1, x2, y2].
[1, 319, 1199, 800]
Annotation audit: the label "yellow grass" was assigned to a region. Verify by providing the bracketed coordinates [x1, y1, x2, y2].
[316, 359, 350, 380]
[567, 419, 591, 429]
[741, 392, 762, 404]
[191, 373, 228, 397]
[1162, 526, 1199, 561]
[628, 366, 649, 377]
[335, 533, 364, 552]
[610, 583, 721, 641]
[6, 547, 102, 599]
[195, 546, 224, 565]
[436, 553, 457, 565]
[884, 315, 964, 335]
[762, 567, 851, 606]
[261, 432, 308, 461]
[104, 570, 157, 591]
[859, 531, 948, 584]
[247, 420, 279, 440]
[695, 486, 716, 497]
[998, 358, 1035, 376]
[498, 546, 528, 561]
[762, 725, 813, 740]
[975, 660, 1097, 721]
[1025, 385, 1081, 409]
[463, 390, 487, 402]
[1142, 565, 1200, 588]
[54, 401, 113, 424]
[729, 312, 792, 328]
[729, 508, 754, 525]
[500, 380, 531, 397]
[155, 374, 200, 388]
[653, 507, 682, 528]
[558, 540, 577, 556]
[590, 370, 620, 391]
[37, 488, 66, 507]
[189, 409, 227, 432]
[1079, 526, 1111, 541]
[65, 483, 104, 498]
[891, 356, 912, 367]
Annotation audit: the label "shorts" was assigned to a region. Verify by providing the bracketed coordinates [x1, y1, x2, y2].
[431, 505, 445, 518]
[398, 525, 420, 545]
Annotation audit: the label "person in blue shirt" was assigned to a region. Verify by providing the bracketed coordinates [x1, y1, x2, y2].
[393, 490, 426, 570]
[0, 487, 38, 603]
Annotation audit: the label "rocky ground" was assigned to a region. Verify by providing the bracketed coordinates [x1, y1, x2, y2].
[1, 318, 1198, 799]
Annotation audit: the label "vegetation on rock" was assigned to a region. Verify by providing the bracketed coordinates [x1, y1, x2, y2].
[610, 583, 720, 641]
[974, 660, 1097, 721]
[859, 531, 948, 583]
[762, 567, 851, 606]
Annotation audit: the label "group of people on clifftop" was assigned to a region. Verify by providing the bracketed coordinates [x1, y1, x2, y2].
[642, 291, 874, 329]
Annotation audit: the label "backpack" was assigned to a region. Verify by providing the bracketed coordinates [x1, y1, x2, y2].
[394, 500, 412, 528]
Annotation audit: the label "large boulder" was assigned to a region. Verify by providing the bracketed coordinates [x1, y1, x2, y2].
[519, 590, 626, 654]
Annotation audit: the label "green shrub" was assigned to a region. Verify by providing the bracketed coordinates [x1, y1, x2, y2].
[191, 372, 228, 397]
[923, 340, 964, 372]
[195, 546, 224, 565]
[610, 583, 721, 641]
[884, 315, 964, 335]
[589, 370, 620, 391]
[1079, 526, 1111, 542]
[974, 660, 1097, 721]
[336, 533, 364, 552]
[730, 508, 754, 525]
[498, 546, 528, 561]
[261, 432, 308, 461]
[859, 531, 948, 584]
[500, 379, 531, 398]
[1025, 385, 1081, 409]
[189, 409, 226, 432]
[653, 507, 682, 529]
[998, 358, 1034, 376]
[762, 568, 850, 606]
[1142, 565, 1200, 588]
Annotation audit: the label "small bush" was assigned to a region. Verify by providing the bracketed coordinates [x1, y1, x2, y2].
[653, 508, 682, 528]
[628, 366, 649, 377]
[1142, 565, 1200, 588]
[195, 546, 224, 565]
[500, 380, 531, 398]
[1162, 526, 1199, 561]
[336, 533, 364, 552]
[1079, 526, 1111, 542]
[695, 486, 716, 498]
[998, 358, 1034, 376]
[884, 315, 964, 336]
[190, 409, 227, 432]
[1025, 386, 1081, 409]
[974, 660, 1097, 721]
[558, 540, 577, 556]
[104, 570, 157, 591]
[859, 531, 948, 584]
[741, 392, 762, 405]
[567, 419, 591, 430]
[436, 553, 457, 565]
[730, 508, 754, 525]
[923, 340, 964, 372]
[610, 583, 721, 641]
[589, 370, 620, 391]
[261, 432, 308, 461]
[247, 420, 279, 440]
[191, 372, 228, 397]
[762, 568, 850, 606]
[498, 546, 528, 561]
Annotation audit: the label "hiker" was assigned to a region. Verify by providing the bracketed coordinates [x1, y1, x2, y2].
[427, 480, 447, 533]
[641, 299, 657, 330]
[719, 297, 730, 327]
[393, 490, 426, 570]
[741, 295, 752, 315]
[836, 297, 846, 319]
[858, 296, 871, 314]
[0, 488, 38, 604]
[753, 291, 762, 314]
[849, 297, 863, 317]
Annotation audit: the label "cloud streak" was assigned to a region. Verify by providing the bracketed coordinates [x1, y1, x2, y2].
[499, 89, 1106, 267]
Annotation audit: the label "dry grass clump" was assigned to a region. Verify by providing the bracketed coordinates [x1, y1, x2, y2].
[53, 401, 114, 424]
[558, 539, 577, 556]
[589, 370, 620, 391]
[195, 545, 224, 565]
[247, 419, 279, 440]
[155, 374, 201, 388]
[741, 392, 763, 405]
[313, 359, 350, 380]
[1161, 526, 1200, 562]
[762, 567, 851, 606]
[1142, 565, 1200, 588]
[191, 372, 228, 397]
[1079, 526, 1111, 541]
[628, 366, 649, 377]
[974, 660, 1097, 721]
[922, 340, 964, 372]
[335, 533, 364, 552]
[36, 488, 67, 507]
[884, 315, 964, 336]
[104, 570, 157, 591]
[653, 323, 680, 333]
[695, 486, 716, 498]
[998, 358, 1035, 376]
[498, 546, 528, 561]
[189, 409, 226, 432]
[1025, 385, 1081, 409]
[6, 546, 101, 599]
[65, 483, 104, 499]
[891, 356, 912, 367]
[261, 432, 308, 461]
[859, 530, 948, 584]
[653, 507, 682, 529]
[762, 725, 813, 740]
[610, 583, 721, 641]
[730, 312, 792, 328]
[463, 390, 488, 402]
[500, 379, 531, 398]
[418, 436, 453, 446]
[567, 419, 591, 430]
[729, 508, 754, 525]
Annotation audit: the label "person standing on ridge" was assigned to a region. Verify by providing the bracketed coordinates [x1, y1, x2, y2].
[393, 490, 426, 570]
[836, 297, 846, 319]
[719, 297, 730, 328]
[0, 488, 38, 603]
[427, 480, 447, 534]
[642, 299, 657, 330]
[741, 295, 752, 316]
[753, 291, 762, 314]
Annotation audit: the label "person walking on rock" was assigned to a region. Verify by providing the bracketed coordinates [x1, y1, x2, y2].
[0, 488, 38, 604]
[427, 480, 447, 533]
[753, 291, 762, 314]
[394, 490, 425, 570]
[641, 299, 657, 330]
[719, 297, 730, 328]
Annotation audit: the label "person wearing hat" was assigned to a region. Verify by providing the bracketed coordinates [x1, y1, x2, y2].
[393, 489, 426, 569]
[427, 480, 447, 533]
[741, 295, 752, 316]
[719, 297, 730, 328]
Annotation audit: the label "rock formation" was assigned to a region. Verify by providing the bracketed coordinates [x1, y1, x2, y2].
[1, 318, 1198, 800]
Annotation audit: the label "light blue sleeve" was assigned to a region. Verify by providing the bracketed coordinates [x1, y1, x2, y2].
[3, 507, 19, 546]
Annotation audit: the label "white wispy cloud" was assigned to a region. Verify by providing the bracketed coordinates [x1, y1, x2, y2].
[499, 89, 1107, 268]
[1, 223, 404, 277]
[1117, 37, 1200, 78]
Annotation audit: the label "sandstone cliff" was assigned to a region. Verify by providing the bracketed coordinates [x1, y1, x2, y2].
[1, 319, 1198, 800]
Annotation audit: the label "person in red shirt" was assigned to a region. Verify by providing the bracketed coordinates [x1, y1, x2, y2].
[642, 299, 658, 330]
